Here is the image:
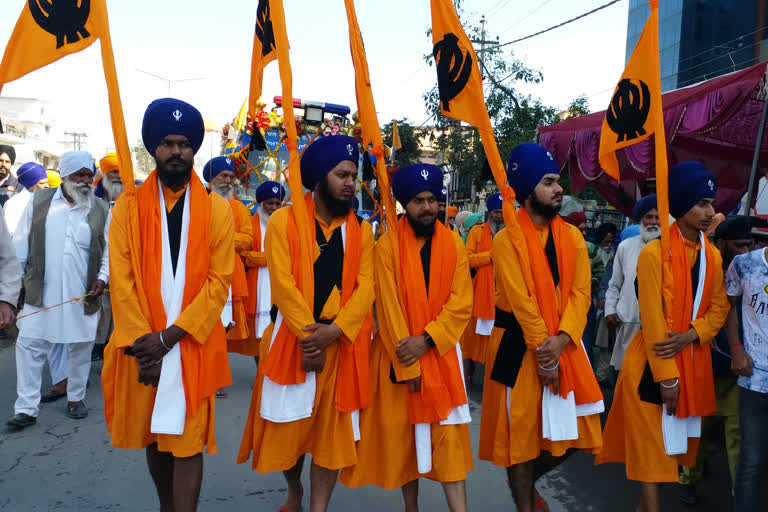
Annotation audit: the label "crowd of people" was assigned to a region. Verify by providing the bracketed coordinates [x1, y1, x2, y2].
[0, 98, 766, 512]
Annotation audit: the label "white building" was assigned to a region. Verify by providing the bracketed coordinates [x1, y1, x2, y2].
[0, 96, 69, 172]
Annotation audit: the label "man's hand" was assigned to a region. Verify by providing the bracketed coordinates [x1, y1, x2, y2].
[730, 344, 754, 377]
[536, 365, 560, 395]
[302, 351, 326, 373]
[406, 376, 422, 393]
[0, 301, 16, 329]
[88, 279, 107, 298]
[131, 332, 168, 368]
[300, 323, 342, 357]
[138, 362, 162, 387]
[598, 299, 606, 311]
[535, 333, 571, 368]
[397, 336, 430, 367]
[653, 329, 698, 359]
[660, 378, 680, 415]
[605, 313, 622, 330]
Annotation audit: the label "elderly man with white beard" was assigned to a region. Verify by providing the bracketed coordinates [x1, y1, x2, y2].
[604, 194, 660, 370]
[6, 151, 108, 429]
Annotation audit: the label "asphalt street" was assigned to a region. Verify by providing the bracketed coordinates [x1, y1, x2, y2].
[0, 342, 749, 511]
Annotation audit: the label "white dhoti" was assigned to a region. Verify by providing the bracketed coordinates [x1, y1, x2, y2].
[47, 343, 70, 385]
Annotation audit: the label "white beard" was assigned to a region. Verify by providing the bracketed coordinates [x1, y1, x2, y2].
[639, 224, 661, 244]
[257, 205, 273, 219]
[213, 183, 234, 200]
[489, 220, 505, 236]
[102, 179, 124, 201]
[62, 180, 93, 207]
[598, 246, 615, 265]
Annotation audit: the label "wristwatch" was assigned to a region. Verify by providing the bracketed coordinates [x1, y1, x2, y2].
[423, 332, 436, 348]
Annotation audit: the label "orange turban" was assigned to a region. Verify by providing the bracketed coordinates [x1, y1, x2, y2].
[447, 206, 458, 217]
[100, 152, 119, 174]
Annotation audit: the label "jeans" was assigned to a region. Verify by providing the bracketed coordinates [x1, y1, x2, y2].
[734, 386, 768, 511]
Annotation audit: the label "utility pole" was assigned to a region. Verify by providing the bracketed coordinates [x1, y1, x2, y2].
[64, 131, 87, 151]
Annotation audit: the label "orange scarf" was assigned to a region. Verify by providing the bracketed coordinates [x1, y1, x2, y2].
[472, 223, 495, 320]
[228, 198, 250, 300]
[516, 209, 602, 405]
[259, 193, 372, 412]
[666, 225, 717, 418]
[243, 212, 262, 315]
[397, 218, 467, 424]
[137, 171, 230, 415]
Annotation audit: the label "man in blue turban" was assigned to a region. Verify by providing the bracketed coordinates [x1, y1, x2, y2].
[3, 162, 49, 234]
[239, 134, 375, 512]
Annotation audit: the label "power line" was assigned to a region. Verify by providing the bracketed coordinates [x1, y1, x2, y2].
[677, 25, 766, 66]
[498, 0, 555, 37]
[497, 0, 624, 48]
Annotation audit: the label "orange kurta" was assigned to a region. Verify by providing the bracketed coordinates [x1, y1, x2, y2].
[595, 237, 729, 482]
[237, 206, 375, 472]
[339, 229, 474, 489]
[230, 211, 268, 356]
[460, 223, 493, 364]
[479, 222, 601, 466]
[227, 198, 254, 344]
[102, 182, 234, 457]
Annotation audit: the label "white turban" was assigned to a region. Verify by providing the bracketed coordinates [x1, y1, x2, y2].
[59, 151, 94, 178]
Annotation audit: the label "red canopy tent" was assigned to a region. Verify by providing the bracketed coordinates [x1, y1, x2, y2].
[539, 61, 768, 217]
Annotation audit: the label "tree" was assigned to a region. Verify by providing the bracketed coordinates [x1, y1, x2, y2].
[134, 141, 155, 178]
[381, 119, 422, 167]
[561, 95, 590, 121]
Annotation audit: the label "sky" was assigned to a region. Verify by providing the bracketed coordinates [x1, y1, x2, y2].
[0, 0, 630, 157]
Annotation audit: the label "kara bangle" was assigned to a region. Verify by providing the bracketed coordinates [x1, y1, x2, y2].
[159, 331, 171, 352]
[660, 378, 679, 389]
[538, 361, 559, 372]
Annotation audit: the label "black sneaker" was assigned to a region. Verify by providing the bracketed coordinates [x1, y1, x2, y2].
[678, 483, 697, 506]
[66, 402, 88, 420]
[6, 413, 37, 429]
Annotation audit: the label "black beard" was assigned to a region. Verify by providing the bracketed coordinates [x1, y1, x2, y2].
[529, 190, 561, 220]
[317, 176, 352, 218]
[156, 158, 192, 189]
[407, 213, 436, 238]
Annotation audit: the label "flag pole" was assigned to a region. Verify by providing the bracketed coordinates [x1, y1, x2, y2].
[744, 66, 768, 216]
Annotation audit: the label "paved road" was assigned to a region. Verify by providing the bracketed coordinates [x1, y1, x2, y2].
[0, 342, 749, 511]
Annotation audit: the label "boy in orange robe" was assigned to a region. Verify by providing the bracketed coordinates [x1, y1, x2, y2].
[339, 163, 473, 511]
[596, 161, 729, 512]
[238, 135, 375, 512]
[479, 144, 603, 512]
[102, 99, 234, 511]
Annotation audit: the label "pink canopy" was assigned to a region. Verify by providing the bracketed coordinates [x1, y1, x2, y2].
[539, 61, 768, 216]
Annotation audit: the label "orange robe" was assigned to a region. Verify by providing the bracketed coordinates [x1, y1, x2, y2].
[595, 237, 729, 482]
[226, 198, 254, 345]
[230, 210, 268, 356]
[460, 223, 494, 364]
[339, 229, 474, 489]
[102, 180, 234, 457]
[237, 206, 375, 472]
[479, 222, 602, 466]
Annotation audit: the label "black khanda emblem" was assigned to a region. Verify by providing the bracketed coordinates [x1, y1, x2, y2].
[606, 78, 652, 143]
[255, 0, 276, 57]
[433, 33, 472, 112]
[29, 0, 91, 49]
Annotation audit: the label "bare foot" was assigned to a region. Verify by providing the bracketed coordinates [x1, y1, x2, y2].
[281, 485, 303, 512]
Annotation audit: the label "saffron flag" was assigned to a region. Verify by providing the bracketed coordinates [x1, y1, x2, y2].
[234, 97, 248, 132]
[249, 0, 278, 118]
[392, 119, 402, 150]
[598, 0, 670, 263]
[429, 0, 522, 246]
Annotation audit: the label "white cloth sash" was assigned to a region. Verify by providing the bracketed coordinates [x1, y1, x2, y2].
[540, 340, 604, 442]
[150, 184, 190, 435]
[475, 318, 494, 336]
[255, 212, 271, 338]
[661, 229, 706, 455]
[415, 342, 472, 474]
[221, 286, 233, 328]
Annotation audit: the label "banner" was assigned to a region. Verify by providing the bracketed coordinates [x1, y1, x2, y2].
[249, 0, 278, 117]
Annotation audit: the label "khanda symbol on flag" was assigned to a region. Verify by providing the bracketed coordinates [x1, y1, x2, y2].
[255, 0, 275, 57]
[605, 78, 652, 143]
[433, 32, 473, 112]
[28, 0, 92, 49]
[249, 0, 278, 117]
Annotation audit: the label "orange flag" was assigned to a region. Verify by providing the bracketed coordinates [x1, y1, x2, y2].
[429, 0, 523, 252]
[248, 0, 278, 118]
[598, 0, 670, 264]
[392, 119, 402, 150]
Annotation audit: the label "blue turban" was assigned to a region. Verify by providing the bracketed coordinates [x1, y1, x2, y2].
[669, 161, 716, 219]
[437, 187, 448, 202]
[300, 135, 359, 190]
[506, 143, 559, 202]
[202, 156, 234, 183]
[620, 224, 640, 242]
[632, 194, 657, 222]
[352, 196, 360, 211]
[16, 162, 47, 189]
[486, 192, 502, 212]
[392, 164, 443, 207]
[142, 98, 205, 157]
[256, 180, 285, 203]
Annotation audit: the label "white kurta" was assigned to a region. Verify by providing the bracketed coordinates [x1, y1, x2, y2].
[4, 187, 31, 235]
[604, 235, 645, 369]
[13, 188, 109, 344]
